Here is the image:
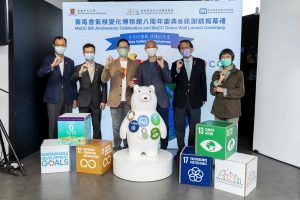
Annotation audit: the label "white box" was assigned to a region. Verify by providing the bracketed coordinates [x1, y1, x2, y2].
[40, 139, 70, 174]
[214, 152, 258, 197]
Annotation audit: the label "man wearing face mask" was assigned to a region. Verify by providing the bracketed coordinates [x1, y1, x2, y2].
[137, 40, 171, 150]
[101, 39, 138, 151]
[210, 48, 245, 124]
[171, 40, 207, 159]
[71, 43, 107, 139]
[37, 36, 76, 139]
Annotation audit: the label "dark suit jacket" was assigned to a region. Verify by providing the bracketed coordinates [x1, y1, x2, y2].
[71, 62, 107, 108]
[171, 57, 207, 108]
[137, 59, 172, 108]
[37, 55, 76, 104]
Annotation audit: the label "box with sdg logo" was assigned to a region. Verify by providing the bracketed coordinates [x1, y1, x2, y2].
[58, 113, 92, 146]
[40, 139, 70, 174]
[179, 146, 212, 186]
[196, 120, 237, 160]
[214, 152, 258, 197]
[76, 139, 113, 175]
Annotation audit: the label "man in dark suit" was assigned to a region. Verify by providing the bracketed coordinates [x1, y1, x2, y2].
[171, 40, 207, 159]
[137, 40, 172, 150]
[71, 43, 107, 139]
[37, 36, 76, 139]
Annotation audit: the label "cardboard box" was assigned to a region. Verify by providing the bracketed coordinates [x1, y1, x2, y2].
[179, 146, 212, 186]
[40, 139, 70, 174]
[214, 152, 258, 197]
[196, 120, 237, 160]
[58, 113, 92, 146]
[76, 139, 113, 175]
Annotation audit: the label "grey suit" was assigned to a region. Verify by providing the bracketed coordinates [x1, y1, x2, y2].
[137, 59, 171, 149]
[137, 59, 171, 108]
[71, 62, 107, 139]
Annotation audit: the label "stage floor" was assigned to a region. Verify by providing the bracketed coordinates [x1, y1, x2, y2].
[0, 140, 299, 200]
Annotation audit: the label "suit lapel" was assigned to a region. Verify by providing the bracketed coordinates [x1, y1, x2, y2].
[189, 57, 196, 82]
[91, 65, 99, 84]
[62, 58, 68, 78]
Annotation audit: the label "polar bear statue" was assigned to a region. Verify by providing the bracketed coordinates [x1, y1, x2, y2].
[120, 85, 167, 157]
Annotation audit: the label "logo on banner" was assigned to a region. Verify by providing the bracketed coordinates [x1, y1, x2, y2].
[69, 8, 76, 16]
[106, 32, 193, 50]
[227, 138, 235, 151]
[103, 155, 111, 167]
[188, 167, 204, 182]
[216, 169, 243, 188]
[200, 140, 222, 152]
[80, 159, 97, 169]
[199, 8, 207, 14]
[127, 9, 139, 15]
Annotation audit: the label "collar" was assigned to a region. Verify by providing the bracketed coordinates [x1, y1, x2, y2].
[183, 56, 193, 63]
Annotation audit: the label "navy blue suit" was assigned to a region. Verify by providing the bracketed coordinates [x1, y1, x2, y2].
[37, 54, 76, 138]
[37, 55, 76, 104]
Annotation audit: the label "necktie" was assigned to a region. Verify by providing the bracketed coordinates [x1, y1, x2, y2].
[185, 60, 191, 80]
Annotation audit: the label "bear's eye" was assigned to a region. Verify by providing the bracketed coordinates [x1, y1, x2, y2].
[138, 90, 141, 92]
[149, 90, 151, 93]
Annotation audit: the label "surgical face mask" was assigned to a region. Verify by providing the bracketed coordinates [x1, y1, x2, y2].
[180, 48, 192, 58]
[220, 58, 232, 67]
[118, 47, 129, 57]
[54, 46, 66, 55]
[84, 53, 95, 61]
[145, 48, 157, 57]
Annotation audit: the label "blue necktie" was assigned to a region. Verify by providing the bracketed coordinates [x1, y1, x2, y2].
[185, 60, 191, 80]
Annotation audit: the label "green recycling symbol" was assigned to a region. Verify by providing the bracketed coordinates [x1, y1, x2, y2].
[150, 128, 160, 140]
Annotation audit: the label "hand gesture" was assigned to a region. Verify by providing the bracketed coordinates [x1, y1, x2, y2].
[79, 63, 88, 76]
[100, 102, 106, 110]
[176, 60, 183, 70]
[157, 56, 164, 69]
[105, 55, 113, 69]
[51, 57, 62, 68]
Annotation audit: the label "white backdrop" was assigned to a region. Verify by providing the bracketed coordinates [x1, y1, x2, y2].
[0, 46, 9, 159]
[63, 1, 242, 148]
[253, 0, 300, 167]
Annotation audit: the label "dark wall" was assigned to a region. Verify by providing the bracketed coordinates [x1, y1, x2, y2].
[9, 0, 62, 158]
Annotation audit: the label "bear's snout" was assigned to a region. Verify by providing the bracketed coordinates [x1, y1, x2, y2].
[139, 93, 152, 102]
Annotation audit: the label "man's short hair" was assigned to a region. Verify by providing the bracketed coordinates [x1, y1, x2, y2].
[117, 39, 130, 47]
[52, 36, 67, 45]
[83, 43, 95, 52]
[177, 40, 193, 50]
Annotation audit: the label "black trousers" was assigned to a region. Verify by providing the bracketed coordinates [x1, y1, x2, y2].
[157, 104, 169, 150]
[47, 88, 72, 139]
[79, 104, 102, 139]
[173, 95, 201, 151]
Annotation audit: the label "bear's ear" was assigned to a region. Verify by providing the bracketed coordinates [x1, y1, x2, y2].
[134, 85, 140, 92]
[149, 85, 155, 92]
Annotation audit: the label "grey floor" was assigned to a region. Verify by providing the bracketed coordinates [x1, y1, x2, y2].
[0, 137, 299, 200]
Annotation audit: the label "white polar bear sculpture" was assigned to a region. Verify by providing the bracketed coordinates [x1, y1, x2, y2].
[120, 85, 167, 157]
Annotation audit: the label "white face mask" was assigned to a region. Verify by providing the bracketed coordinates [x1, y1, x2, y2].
[145, 48, 157, 57]
[54, 46, 66, 55]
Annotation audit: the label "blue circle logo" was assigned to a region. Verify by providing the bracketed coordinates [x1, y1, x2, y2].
[137, 115, 149, 127]
[129, 120, 139, 133]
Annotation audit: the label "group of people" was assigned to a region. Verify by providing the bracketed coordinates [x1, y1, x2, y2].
[37, 36, 245, 158]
